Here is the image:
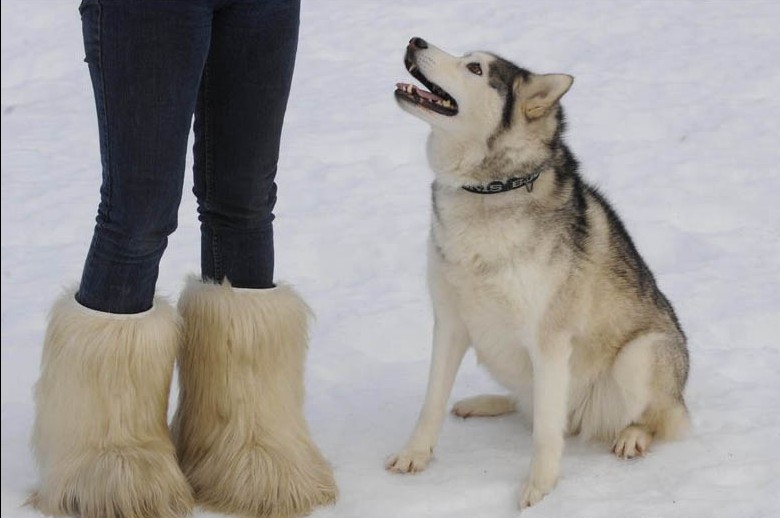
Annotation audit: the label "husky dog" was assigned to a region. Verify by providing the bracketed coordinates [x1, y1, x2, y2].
[386, 38, 690, 509]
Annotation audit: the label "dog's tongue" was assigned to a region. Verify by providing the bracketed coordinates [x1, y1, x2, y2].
[396, 82, 441, 101]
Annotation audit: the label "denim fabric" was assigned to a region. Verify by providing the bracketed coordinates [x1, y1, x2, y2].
[75, 0, 299, 314]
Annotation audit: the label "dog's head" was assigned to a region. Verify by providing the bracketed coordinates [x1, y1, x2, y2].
[395, 38, 573, 145]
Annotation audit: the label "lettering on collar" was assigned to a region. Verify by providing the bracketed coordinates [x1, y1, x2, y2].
[462, 169, 542, 195]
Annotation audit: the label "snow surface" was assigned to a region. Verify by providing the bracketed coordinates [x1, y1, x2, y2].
[2, 1, 780, 517]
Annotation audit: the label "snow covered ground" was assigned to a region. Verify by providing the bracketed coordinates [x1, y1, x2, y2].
[2, 0, 779, 516]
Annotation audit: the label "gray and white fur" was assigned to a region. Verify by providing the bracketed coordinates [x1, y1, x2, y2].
[387, 38, 689, 509]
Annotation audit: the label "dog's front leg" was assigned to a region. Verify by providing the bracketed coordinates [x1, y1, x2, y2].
[519, 333, 572, 508]
[386, 311, 469, 474]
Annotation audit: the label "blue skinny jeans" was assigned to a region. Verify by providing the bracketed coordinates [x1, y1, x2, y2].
[75, 0, 299, 313]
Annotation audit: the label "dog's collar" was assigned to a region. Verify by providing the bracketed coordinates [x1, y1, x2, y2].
[462, 164, 546, 195]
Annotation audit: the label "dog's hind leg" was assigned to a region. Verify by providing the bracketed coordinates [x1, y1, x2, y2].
[613, 401, 689, 458]
[609, 332, 689, 459]
[451, 394, 516, 418]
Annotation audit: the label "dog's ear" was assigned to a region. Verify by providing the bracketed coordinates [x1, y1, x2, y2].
[516, 74, 573, 120]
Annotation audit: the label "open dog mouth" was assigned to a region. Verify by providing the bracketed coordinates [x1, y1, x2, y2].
[395, 56, 458, 116]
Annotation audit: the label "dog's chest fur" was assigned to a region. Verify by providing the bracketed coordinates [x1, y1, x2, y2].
[431, 186, 573, 385]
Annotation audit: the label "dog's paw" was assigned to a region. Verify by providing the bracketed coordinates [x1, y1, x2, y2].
[385, 448, 432, 474]
[612, 425, 652, 459]
[518, 477, 554, 509]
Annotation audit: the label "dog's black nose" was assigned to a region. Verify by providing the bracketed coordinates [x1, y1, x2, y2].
[409, 37, 428, 50]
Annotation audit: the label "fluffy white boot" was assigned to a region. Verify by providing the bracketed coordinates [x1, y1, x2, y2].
[30, 289, 193, 518]
[172, 277, 337, 518]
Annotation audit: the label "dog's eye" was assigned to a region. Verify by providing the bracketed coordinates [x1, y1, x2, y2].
[467, 63, 482, 76]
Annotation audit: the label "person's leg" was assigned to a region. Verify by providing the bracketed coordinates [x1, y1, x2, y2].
[77, 0, 213, 313]
[32, 2, 214, 516]
[193, 0, 300, 288]
[176, 2, 337, 516]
